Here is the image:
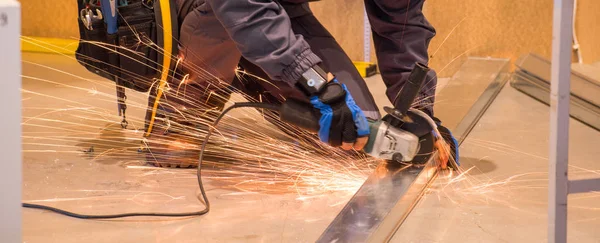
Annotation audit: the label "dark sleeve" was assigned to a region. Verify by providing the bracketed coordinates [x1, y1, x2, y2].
[365, 0, 437, 116]
[206, 0, 322, 85]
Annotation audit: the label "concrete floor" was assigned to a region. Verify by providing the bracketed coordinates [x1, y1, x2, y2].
[20, 52, 600, 242]
[21, 52, 373, 242]
[394, 84, 600, 242]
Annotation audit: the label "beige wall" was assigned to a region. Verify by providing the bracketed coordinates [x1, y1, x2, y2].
[20, 0, 600, 77]
[310, 1, 373, 63]
[21, 0, 79, 39]
[312, 0, 600, 77]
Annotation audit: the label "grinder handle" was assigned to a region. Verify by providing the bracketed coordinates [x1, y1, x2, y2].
[279, 99, 321, 133]
[394, 62, 430, 116]
[279, 99, 378, 139]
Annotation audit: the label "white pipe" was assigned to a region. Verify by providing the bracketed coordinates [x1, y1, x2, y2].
[572, 0, 583, 64]
[549, 0, 574, 242]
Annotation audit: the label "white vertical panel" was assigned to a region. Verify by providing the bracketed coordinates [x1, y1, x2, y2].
[0, 1, 22, 242]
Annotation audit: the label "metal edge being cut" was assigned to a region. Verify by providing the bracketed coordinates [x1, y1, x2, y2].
[317, 58, 510, 243]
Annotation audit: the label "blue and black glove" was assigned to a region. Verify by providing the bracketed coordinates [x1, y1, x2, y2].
[433, 117, 460, 167]
[309, 79, 370, 148]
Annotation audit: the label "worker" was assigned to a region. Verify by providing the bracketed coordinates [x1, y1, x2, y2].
[142, 0, 458, 168]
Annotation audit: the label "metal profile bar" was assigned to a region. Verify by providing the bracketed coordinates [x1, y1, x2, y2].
[452, 71, 511, 141]
[511, 71, 600, 131]
[317, 58, 509, 243]
[548, 0, 573, 242]
[316, 157, 437, 243]
[0, 1, 22, 242]
[568, 178, 600, 194]
[514, 53, 600, 106]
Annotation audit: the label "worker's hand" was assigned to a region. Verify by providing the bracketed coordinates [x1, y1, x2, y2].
[433, 120, 460, 169]
[309, 73, 370, 150]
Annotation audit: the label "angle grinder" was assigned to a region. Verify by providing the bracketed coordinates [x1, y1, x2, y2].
[277, 62, 443, 166]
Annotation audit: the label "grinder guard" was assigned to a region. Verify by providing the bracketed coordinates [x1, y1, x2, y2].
[363, 120, 420, 162]
[364, 108, 436, 164]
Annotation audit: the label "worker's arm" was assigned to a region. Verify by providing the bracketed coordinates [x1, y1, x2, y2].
[365, 0, 458, 167]
[364, 0, 436, 117]
[205, 0, 320, 85]
[205, 0, 370, 150]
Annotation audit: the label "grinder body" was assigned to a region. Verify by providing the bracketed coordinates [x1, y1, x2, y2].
[278, 62, 433, 164]
[362, 120, 420, 162]
[279, 99, 425, 163]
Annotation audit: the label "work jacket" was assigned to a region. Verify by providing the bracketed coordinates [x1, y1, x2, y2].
[176, 0, 321, 85]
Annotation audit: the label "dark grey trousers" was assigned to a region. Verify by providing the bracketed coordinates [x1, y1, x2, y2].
[365, 0, 437, 116]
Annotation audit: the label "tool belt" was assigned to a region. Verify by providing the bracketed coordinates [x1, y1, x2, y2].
[75, 0, 178, 128]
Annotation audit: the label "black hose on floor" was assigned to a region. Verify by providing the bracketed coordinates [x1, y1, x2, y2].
[22, 102, 281, 219]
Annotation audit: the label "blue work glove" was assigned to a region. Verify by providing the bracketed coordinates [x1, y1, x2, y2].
[309, 79, 370, 149]
[433, 117, 460, 167]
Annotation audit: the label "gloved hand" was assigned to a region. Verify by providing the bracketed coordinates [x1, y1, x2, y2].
[433, 117, 460, 169]
[309, 74, 370, 150]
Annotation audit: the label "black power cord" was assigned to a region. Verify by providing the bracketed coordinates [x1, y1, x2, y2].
[22, 102, 282, 219]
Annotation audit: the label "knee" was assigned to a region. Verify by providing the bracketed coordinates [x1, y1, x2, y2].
[367, 0, 430, 33]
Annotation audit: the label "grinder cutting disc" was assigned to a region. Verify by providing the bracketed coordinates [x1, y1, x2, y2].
[411, 132, 435, 165]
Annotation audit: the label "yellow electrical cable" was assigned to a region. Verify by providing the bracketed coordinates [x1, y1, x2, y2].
[145, 0, 173, 137]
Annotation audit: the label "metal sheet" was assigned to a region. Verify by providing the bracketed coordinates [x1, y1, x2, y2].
[452, 71, 511, 142]
[515, 53, 600, 106]
[511, 73, 600, 131]
[317, 57, 510, 243]
[432, 57, 510, 133]
[315, 159, 438, 243]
